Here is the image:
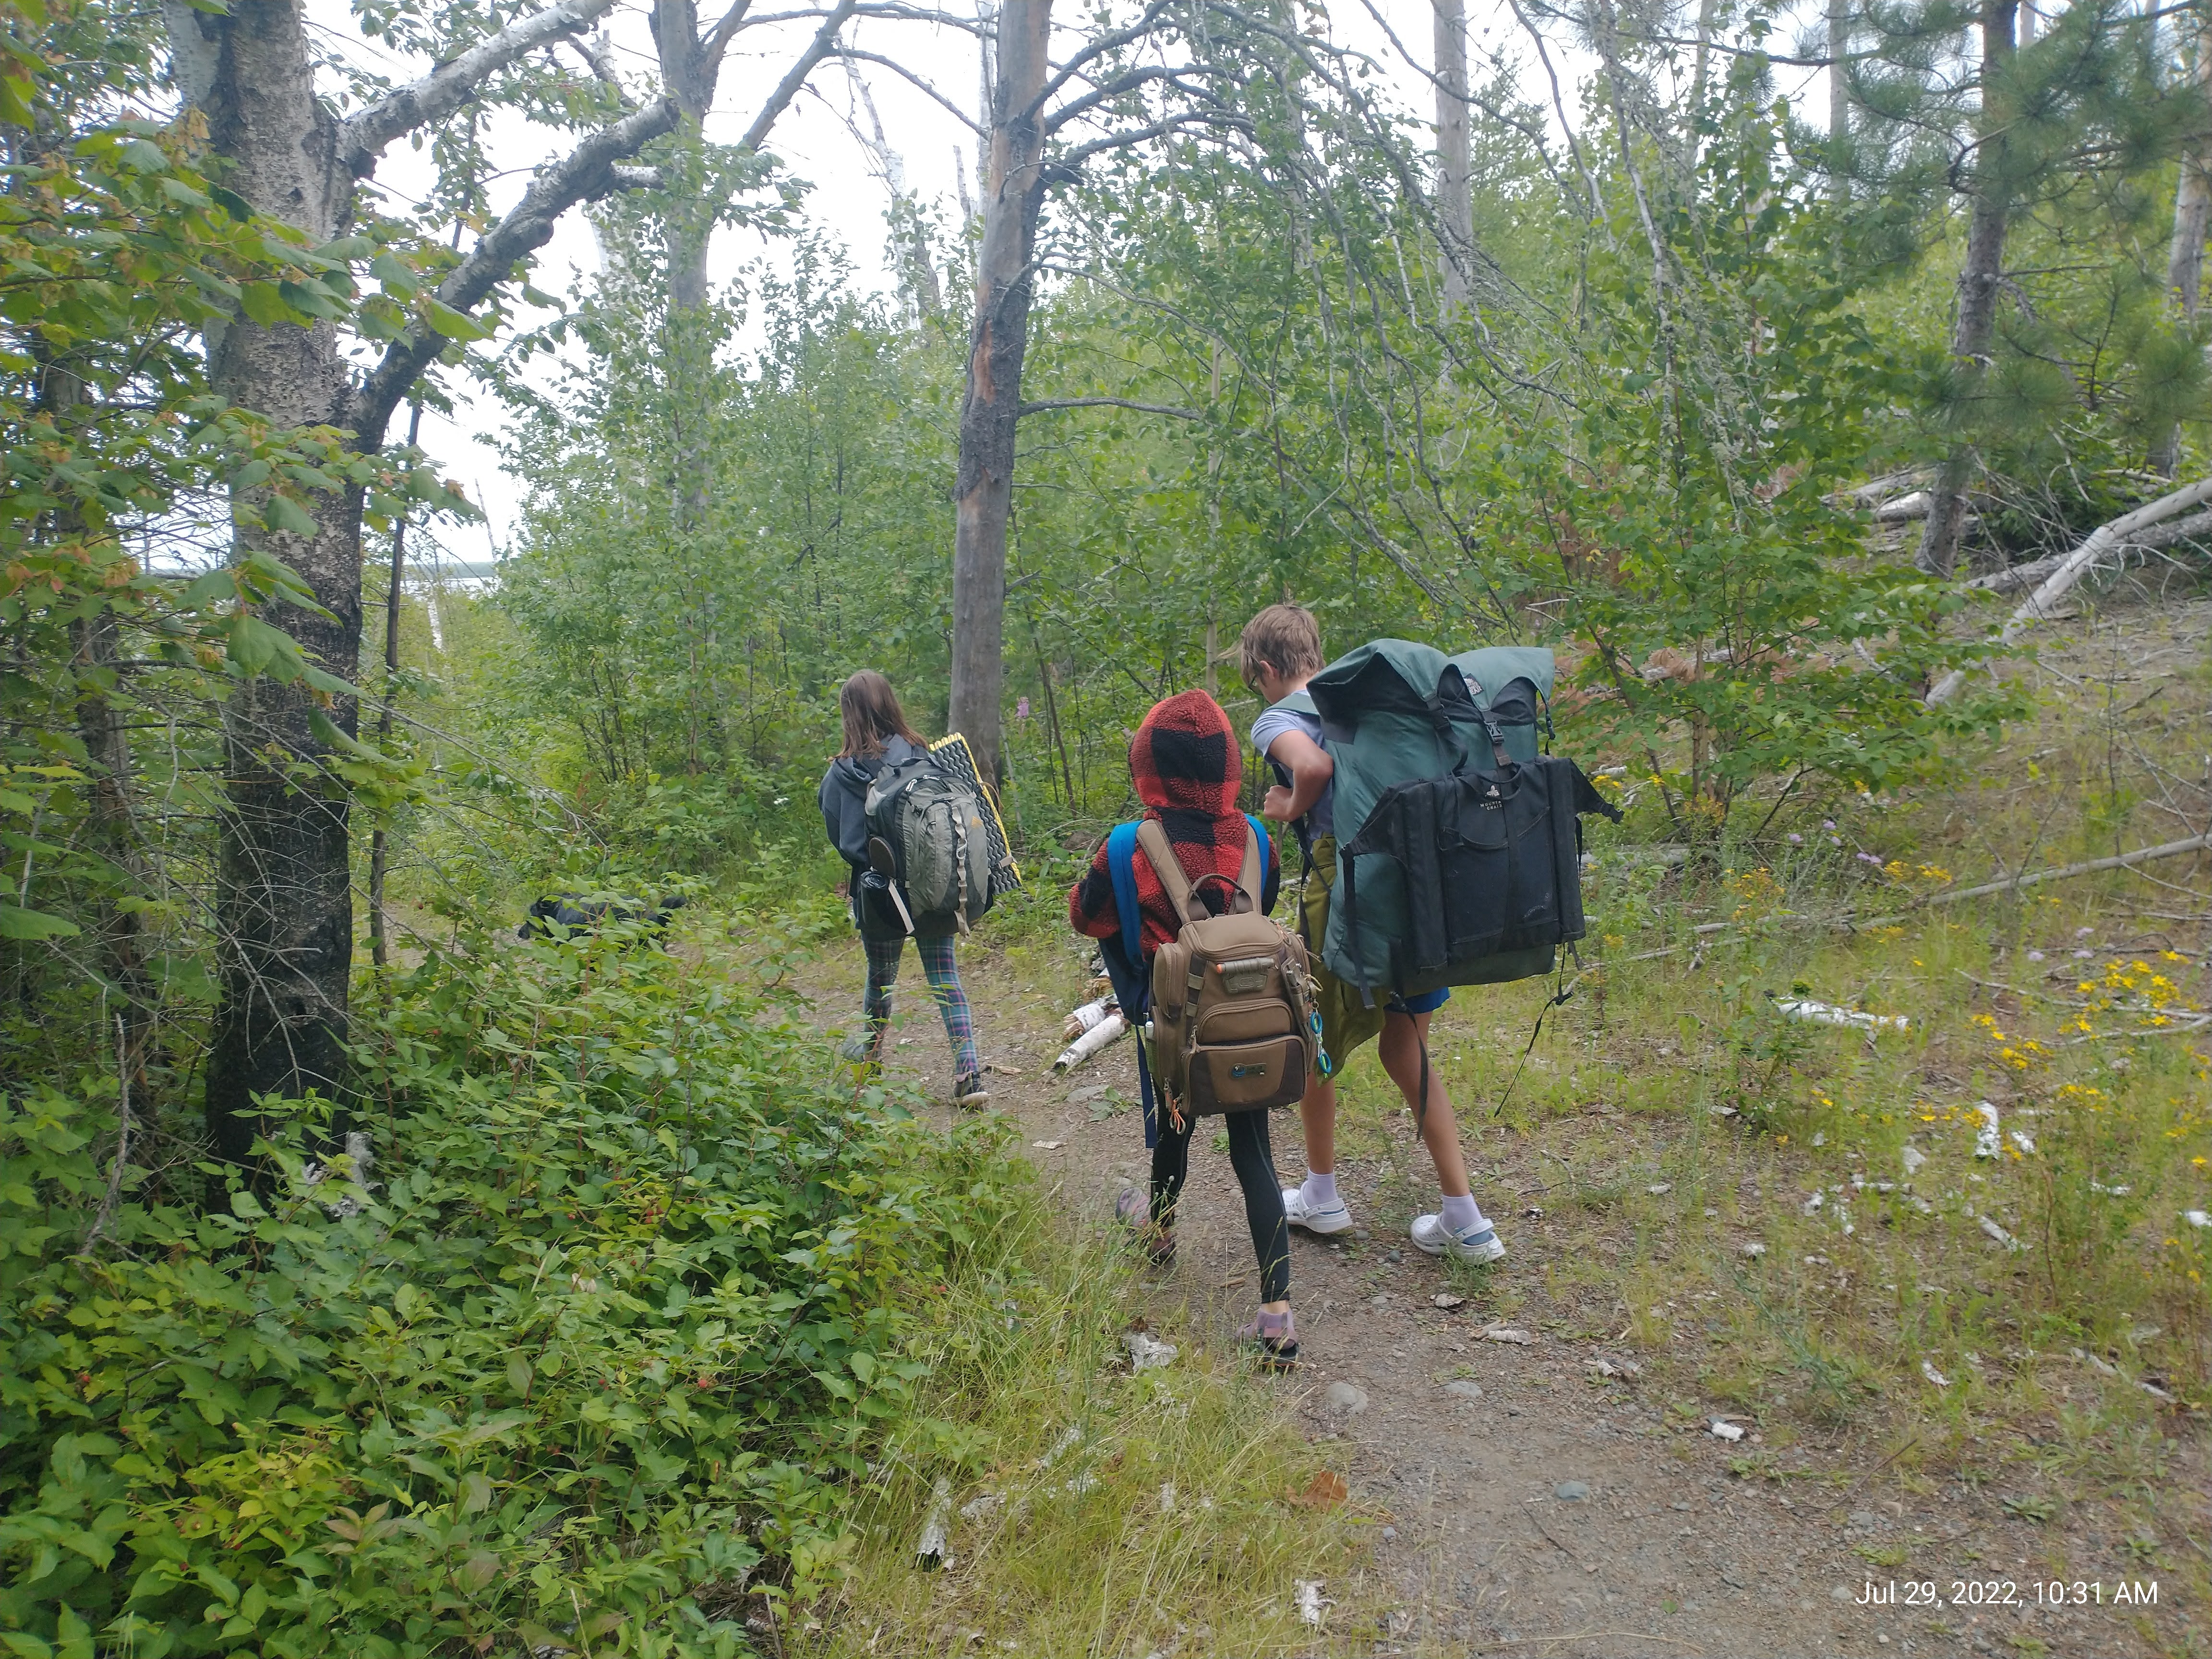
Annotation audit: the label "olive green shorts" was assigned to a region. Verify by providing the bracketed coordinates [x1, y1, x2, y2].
[1302, 835, 1386, 1069]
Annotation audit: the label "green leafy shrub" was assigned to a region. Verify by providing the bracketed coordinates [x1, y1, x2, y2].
[0, 935, 1019, 1654]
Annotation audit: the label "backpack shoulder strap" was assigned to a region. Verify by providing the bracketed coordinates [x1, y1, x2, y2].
[1232, 821, 1263, 911]
[1133, 818, 1201, 927]
[1106, 823, 1146, 967]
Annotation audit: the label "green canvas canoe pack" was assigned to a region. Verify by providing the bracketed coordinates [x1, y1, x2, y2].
[1302, 638, 1620, 1001]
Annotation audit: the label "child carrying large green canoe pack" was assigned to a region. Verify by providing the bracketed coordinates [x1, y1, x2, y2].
[1241, 602, 1509, 1264]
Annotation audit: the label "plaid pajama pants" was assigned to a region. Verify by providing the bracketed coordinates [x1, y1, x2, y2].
[862, 932, 978, 1081]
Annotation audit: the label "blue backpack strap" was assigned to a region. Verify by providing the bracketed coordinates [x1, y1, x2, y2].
[1102, 821, 1159, 1147]
[1244, 813, 1277, 902]
[1106, 822, 1146, 973]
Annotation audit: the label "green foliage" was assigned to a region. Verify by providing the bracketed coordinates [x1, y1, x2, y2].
[0, 935, 1021, 1653]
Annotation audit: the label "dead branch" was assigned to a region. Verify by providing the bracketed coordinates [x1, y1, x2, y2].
[1923, 832, 2212, 906]
[1928, 475, 2212, 704]
[1968, 507, 2212, 594]
[1017, 397, 1203, 419]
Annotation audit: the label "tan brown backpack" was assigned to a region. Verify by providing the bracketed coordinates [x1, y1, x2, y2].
[1135, 820, 1322, 1121]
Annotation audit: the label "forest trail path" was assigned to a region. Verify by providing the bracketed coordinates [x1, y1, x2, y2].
[793, 938, 2154, 1658]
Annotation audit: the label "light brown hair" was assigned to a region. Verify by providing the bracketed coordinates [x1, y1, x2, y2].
[1238, 602, 1324, 688]
[838, 669, 926, 758]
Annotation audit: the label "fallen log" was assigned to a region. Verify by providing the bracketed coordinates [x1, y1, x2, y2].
[1929, 475, 2212, 704]
[1920, 832, 2212, 907]
[1052, 1011, 1130, 1071]
[1606, 832, 2211, 962]
[1967, 507, 2212, 595]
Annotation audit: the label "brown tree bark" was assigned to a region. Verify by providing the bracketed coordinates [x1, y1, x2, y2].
[948, 0, 1052, 783]
[1432, 0, 1473, 311]
[2151, 16, 2212, 478]
[1916, 0, 2017, 577]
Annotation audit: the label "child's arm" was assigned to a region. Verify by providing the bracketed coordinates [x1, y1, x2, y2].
[1068, 836, 1123, 940]
[1261, 730, 1334, 824]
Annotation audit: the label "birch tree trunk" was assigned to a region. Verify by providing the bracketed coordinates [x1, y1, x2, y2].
[1433, 0, 1473, 311]
[2151, 17, 2212, 478]
[165, 0, 364, 1162]
[1916, 0, 2017, 577]
[948, 0, 1051, 783]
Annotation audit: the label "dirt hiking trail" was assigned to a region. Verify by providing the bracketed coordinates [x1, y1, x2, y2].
[796, 937, 2192, 1659]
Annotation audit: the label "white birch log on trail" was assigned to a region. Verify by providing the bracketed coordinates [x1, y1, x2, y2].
[1928, 475, 2212, 704]
[1052, 1011, 1129, 1072]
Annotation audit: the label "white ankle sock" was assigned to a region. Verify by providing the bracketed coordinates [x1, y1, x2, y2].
[1438, 1193, 1484, 1234]
[1302, 1170, 1339, 1208]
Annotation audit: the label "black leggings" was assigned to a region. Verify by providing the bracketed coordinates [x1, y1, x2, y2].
[1150, 1109, 1291, 1303]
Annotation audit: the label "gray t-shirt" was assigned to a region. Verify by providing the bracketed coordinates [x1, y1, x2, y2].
[1250, 703, 1332, 838]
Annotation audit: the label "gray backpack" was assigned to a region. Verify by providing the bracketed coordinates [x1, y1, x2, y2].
[863, 753, 995, 933]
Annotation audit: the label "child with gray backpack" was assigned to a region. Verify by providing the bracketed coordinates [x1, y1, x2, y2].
[818, 670, 988, 1108]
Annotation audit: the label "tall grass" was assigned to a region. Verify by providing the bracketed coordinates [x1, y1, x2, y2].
[805, 1189, 1367, 1658]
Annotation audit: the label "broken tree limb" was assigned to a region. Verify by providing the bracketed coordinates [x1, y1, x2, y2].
[1605, 832, 2211, 963]
[1052, 1011, 1129, 1071]
[1928, 475, 2212, 704]
[1920, 832, 2212, 907]
[1967, 507, 2212, 594]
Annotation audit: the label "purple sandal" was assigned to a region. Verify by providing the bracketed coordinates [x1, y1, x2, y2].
[1238, 1307, 1299, 1369]
[1114, 1187, 1176, 1267]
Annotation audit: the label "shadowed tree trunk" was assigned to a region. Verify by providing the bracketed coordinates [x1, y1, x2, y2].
[2152, 16, 2212, 478]
[168, 0, 365, 1158]
[948, 0, 1051, 783]
[1828, 0, 1850, 206]
[1917, 0, 2017, 577]
[161, 0, 670, 1166]
[1433, 0, 1472, 310]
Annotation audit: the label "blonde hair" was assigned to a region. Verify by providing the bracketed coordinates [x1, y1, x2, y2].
[1238, 602, 1324, 688]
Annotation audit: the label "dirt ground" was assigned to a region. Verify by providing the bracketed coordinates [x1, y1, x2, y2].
[799, 936, 2198, 1659]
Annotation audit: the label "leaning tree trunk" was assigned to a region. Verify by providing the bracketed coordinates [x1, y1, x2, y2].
[167, 0, 364, 1163]
[948, 0, 1051, 784]
[1433, 0, 1473, 311]
[1917, 0, 2017, 577]
[2151, 15, 2212, 478]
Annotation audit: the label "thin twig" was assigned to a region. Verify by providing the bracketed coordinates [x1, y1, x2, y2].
[78, 1012, 132, 1261]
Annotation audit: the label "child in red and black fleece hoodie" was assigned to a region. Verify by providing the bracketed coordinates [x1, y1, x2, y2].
[1070, 689, 1296, 1365]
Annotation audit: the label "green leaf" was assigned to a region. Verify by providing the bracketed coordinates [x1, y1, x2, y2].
[223, 613, 300, 679]
[370, 252, 420, 296]
[0, 904, 78, 941]
[264, 494, 318, 537]
[238, 283, 290, 326]
[422, 299, 490, 342]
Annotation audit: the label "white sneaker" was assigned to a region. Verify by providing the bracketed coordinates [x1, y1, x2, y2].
[1410, 1213, 1506, 1263]
[1282, 1185, 1355, 1235]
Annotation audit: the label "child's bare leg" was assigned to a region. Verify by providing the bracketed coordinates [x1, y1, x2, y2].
[1299, 1075, 1338, 1174]
[1379, 1010, 1471, 1197]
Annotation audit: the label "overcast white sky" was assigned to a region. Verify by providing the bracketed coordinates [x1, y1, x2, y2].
[339, 1, 1828, 560]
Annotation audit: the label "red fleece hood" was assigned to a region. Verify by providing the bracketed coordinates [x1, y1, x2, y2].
[1128, 689, 1239, 817]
